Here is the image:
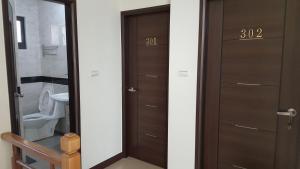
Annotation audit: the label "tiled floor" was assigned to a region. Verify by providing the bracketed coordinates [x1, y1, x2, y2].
[105, 157, 163, 169]
[35, 135, 61, 152]
[28, 136, 62, 169]
[30, 159, 61, 169]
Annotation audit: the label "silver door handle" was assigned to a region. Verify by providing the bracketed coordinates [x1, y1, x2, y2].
[277, 108, 297, 117]
[234, 124, 258, 131]
[128, 87, 137, 93]
[145, 104, 158, 109]
[236, 82, 262, 86]
[277, 108, 297, 130]
[232, 165, 248, 169]
[145, 133, 158, 138]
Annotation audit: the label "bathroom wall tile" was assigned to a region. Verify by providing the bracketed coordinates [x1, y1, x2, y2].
[16, 0, 43, 116]
[38, 1, 68, 78]
[20, 83, 43, 115]
[41, 47, 68, 77]
[15, 0, 42, 77]
[44, 83, 69, 94]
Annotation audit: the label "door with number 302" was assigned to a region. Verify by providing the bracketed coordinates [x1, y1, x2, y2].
[200, 0, 300, 169]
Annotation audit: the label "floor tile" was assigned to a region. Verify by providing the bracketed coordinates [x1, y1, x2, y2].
[105, 157, 163, 169]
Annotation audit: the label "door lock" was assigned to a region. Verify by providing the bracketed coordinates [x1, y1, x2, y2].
[14, 92, 24, 98]
[277, 108, 298, 130]
[128, 87, 137, 93]
[15, 86, 24, 98]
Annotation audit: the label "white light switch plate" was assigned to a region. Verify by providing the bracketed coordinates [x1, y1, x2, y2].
[178, 70, 189, 77]
[91, 70, 99, 77]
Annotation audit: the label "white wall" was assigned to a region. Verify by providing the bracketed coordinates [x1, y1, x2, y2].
[119, 0, 200, 168]
[15, 0, 42, 78]
[168, 0, 200, 168]
[39, 1, 68, 78]
[0, 1, 12, 169]
[76, 0, 122, 168]
[77, 0, 200, 168]
[0, 0, 199, 169]
[119, 0, 170, 11]
[120, 0, 200, 168]
[77, 0, 174, 168]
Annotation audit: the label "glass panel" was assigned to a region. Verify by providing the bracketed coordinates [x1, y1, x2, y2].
[16, 20, 22, 43]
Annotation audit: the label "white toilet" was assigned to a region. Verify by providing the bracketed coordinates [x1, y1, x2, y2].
[23, 85, 65, 141]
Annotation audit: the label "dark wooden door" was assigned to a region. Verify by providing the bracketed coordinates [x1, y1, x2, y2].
[5, 0, 21, 134]
[124, 10, 170, 168]
[201, 0, 300, 169]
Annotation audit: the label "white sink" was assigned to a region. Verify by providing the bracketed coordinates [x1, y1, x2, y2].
[51, 93, 69, 102]
[50, 93, 69, 119]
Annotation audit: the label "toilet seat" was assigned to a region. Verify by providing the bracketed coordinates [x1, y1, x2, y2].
[23, 113, 51, 121]
[23, 85, 54, 120]
[23, 84, 60, 141]
[38, 86, 54, 115]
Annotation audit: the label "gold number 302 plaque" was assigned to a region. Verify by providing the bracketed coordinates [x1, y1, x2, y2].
[240, 27, 263, 40]
[146, 37, 158, 46]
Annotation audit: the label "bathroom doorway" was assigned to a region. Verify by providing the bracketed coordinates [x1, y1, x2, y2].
[2, 0, 80, 168]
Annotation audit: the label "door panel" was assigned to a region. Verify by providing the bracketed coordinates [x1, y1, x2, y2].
[276, 117, 299, 169]
[138, 136, 166, 167]
[202, 0, 300, 169]
[220, 84, 278, 131]
[138, 47, 169, 76]
[222, 39, 283, 85]
[125, 9, 169, 168]
[126, 17, 139, 157]
[223, 0, 285, 40]
[219, 123, 276, 169]
[276, 0, 300, 168]
[203, 1, 224, 169]
[5, 0, 21, 134]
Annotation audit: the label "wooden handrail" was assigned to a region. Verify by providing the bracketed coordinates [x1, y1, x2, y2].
[1, 132, 62, 165]
[1, 132, 81, 169]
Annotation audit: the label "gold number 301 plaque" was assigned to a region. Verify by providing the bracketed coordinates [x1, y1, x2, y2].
[146, 37, 158, 46]
[240, 27, 263, 40]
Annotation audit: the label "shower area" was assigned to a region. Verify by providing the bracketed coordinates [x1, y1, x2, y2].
[11, 0, 70, 167]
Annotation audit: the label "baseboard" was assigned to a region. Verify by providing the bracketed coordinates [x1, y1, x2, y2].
[90, 152, 125, 169]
